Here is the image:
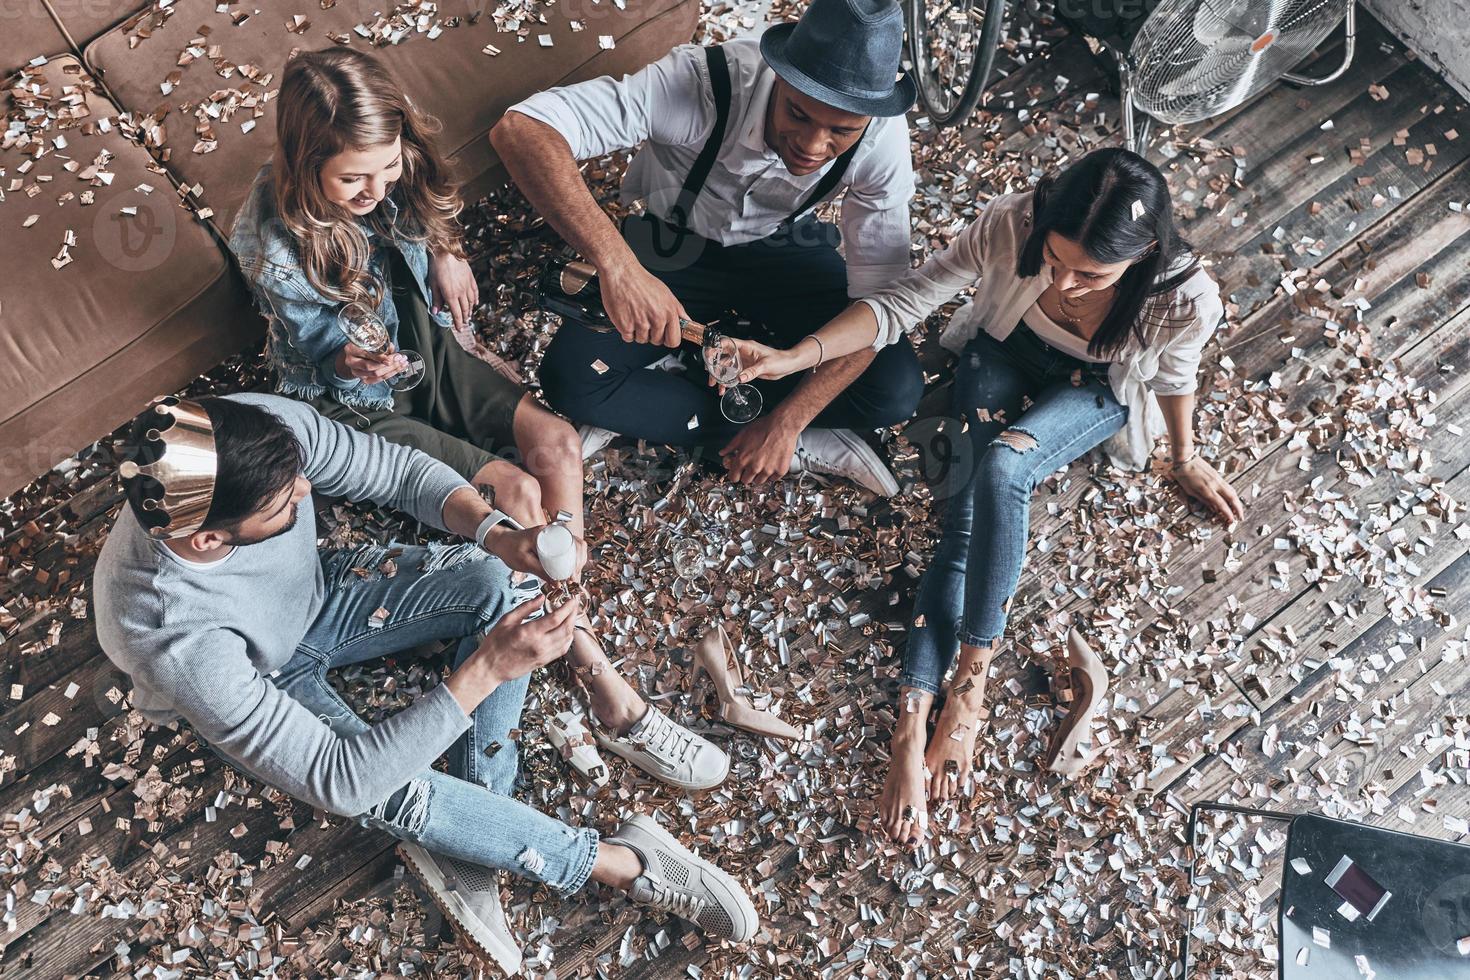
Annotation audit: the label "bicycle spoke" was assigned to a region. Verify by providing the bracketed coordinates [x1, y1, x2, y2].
[908, 0, 1003, 125]
[927, 0, 962, 24]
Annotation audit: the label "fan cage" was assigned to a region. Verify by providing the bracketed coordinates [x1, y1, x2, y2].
[1129, 0, 1352, 124]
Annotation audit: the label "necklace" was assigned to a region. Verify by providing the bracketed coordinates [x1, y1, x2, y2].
[1052, 286, 1112, 327]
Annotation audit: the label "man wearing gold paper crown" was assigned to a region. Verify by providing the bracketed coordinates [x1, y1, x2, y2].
[92, 393, 756, 971]
[492, 0, 923, 497]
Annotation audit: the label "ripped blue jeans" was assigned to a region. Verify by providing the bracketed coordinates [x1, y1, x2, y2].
[902, 326, 1128, 695]
[220, 541, 599, 892]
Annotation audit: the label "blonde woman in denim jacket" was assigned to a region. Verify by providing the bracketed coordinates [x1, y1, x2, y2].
[229, 48, 584, 551]
[229, 47, 736, 865]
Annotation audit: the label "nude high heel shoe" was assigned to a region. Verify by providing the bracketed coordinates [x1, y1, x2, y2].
[691, 626, 802, 741]
[1045, 628, 1110, 777]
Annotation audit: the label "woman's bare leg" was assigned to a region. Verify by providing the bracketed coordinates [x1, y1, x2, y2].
[567, 612, 646, 735]
[511, 396, 585, 539]
[470, 458, 544, 529]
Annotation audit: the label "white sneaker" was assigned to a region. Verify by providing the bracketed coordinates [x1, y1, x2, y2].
[594, 704, 730, 791]
[606, 813, 759, 943]
[398, 843, 522, 974]
[577, 424, 618, 460]
[788, 428, 900, 497]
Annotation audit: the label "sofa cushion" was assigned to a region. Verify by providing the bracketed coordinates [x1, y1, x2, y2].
[0, 263, 259, 498]
[455, 0, 699, 204]
[0, 55, 251, 494]
[84, 0, 697, 233]
[0, 1, 72, 77]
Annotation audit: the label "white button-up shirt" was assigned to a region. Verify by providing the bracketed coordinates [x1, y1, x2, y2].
[507, 37, 915, 299]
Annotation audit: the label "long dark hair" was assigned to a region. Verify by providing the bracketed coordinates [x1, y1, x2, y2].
[1016, 148, 1199, 359]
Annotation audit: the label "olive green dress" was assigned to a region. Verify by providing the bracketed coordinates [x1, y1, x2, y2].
[311, 245, 526, 481]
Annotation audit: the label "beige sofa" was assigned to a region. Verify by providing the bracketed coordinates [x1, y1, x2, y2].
[0, 0, 697, 497]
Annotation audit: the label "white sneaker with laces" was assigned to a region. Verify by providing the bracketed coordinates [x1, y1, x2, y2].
[606, 813, 759, 942]
[594, 704, 730, 790]
[398, 842, 522, 974]
[787, 428, 900, 497]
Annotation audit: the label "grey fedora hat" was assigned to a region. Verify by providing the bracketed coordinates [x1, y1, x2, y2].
[760, 0, 918, 118]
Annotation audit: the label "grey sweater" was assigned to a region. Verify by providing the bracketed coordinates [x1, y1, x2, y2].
[94, 393, 474, 816]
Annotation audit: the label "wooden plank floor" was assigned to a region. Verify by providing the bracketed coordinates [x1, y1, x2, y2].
[3, 9, 1470, 978]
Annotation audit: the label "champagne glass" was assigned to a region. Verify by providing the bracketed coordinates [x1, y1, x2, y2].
[702, 334, 763, 424]
[671, 536, 710, 599]
[338, 304, 425, 392]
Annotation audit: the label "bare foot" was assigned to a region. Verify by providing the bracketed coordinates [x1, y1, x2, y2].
[925, 697, 983, 803]
[924, 643, 996, 802]
[879, 732, 929, 849]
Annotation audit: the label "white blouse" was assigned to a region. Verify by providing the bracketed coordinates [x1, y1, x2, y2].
[856, 191, 1225, 470]
[1021, 303, 1113, 364]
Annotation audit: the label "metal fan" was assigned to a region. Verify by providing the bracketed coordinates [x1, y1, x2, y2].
[1120, 0, 1357, 151]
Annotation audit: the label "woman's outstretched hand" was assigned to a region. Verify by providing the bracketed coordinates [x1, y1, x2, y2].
[1172, 458, 1245, 526]
[706, 338, 807, 392]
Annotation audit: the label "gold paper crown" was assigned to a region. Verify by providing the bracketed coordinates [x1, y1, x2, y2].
[118, 397, 218, 539]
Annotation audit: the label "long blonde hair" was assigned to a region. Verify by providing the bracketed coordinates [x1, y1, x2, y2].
[273, 47, 463, 313]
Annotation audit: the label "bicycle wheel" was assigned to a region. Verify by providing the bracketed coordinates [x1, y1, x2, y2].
[905, 0, 1007, 128]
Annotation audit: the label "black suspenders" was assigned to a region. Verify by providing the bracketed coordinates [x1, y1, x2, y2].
[667, 44, 869, 236]
[664, 45, 734, 234]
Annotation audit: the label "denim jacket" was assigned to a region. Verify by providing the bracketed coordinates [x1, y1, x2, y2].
[229, 163, 453, 410]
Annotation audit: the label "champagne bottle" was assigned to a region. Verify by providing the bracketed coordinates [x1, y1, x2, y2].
[551, 261, 723, 349]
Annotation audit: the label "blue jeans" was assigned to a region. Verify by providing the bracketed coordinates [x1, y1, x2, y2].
[210, 541, 599, 893]
[901, 326, 1128, 695]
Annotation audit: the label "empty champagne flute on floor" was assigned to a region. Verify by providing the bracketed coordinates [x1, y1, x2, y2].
[338, 303, 425, 391]
[671, 536, 710, 599]
[703, 333, 763, 424]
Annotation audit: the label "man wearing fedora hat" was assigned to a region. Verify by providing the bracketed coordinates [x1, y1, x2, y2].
[492, 0, 922, 497]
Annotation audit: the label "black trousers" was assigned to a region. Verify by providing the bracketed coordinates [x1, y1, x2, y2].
[539, 215, 923, 448]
